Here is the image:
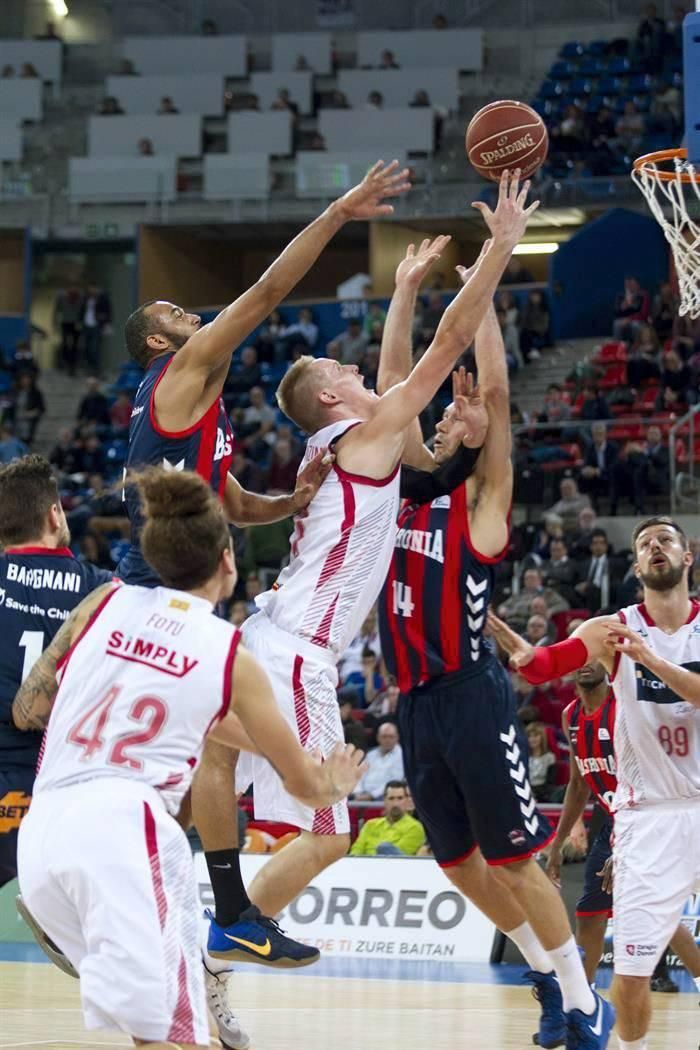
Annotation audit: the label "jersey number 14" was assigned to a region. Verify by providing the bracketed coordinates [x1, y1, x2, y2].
[392, 581, 415, 618]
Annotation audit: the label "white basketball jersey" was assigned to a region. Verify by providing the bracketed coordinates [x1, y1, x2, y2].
[35, 585, 239, 814]
[256, 419, 401, 660]
[612, 600, 700, 811]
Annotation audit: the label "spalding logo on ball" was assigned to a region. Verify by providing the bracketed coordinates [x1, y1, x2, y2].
[466, 100, 549, 182]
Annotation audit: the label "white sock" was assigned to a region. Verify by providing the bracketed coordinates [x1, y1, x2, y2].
[505, 921, 553, 974]
[618, 1039, 647, 1049]
[694, 976, 700, 995]
[548, 935, 596, 1014]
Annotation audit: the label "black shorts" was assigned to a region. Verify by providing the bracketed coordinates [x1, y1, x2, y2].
[398, 656, 553, 867]
[576, 815, 614, 918]
[0, 766, 34, 887]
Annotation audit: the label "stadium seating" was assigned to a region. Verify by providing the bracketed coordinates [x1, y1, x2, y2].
[104, 74, 225, 116]
[69, 156, 178, 203]
[271, 32, 332, 74]
[336, 68, 459, 111]
[356, 28, 482, 71]
[0, 40, 61, 86]
[203, 154, 270, 200]
[121, 35, 247, 77]
[87, 114, 202, 158]
[295, 151, 406, 197]
[226, 111, 293, 156]
[0, 80, 42, 121]
[249, 71, 314, 115]
[0, 118, 22, 160]
[318, 107, 434, 152]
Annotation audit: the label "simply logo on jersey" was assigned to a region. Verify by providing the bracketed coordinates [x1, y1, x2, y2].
[106, 630, 199, 677]
[635, 661, 700, 704]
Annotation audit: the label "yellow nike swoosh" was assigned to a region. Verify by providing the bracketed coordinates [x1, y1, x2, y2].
[224, 934, 272, 957]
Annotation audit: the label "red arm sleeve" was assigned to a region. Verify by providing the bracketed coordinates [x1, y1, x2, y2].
[518, 638, 589, 685]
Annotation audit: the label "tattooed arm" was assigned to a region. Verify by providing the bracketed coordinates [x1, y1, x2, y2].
[12, 583, 119, 731]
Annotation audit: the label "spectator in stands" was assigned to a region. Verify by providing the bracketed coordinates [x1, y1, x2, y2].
[578, 383, 610, 422]
[498, 567, 569, 633]
[307, 132, 326, 151]
[49, 426, 81, 474]
[338, 688, 368, 750]
[351, 781, 425, 857]
[569, 506, 600, 560]
[8, 372, 45, 446]
[651, 282, 679, 343]
[528, 596, 558, 643]
[529, 514, 564, 562]
[201, 18, 218, 34]
[20, 63, 39, 79]
[363, 301, 386, 338]
[537, 384, 572, 443]
[80, 283, 112, 375]
[502, 256, 533, 284]
[54, 287, 82, 375]
[524, 614, 550, 648]
[379, 49, 400, 69]
[254, 310, 284, 363]
[79, 532, 114, 572]
[433, 13, 448, 28]
[225, 345, 262, 403]
[110, 389, 133, 435]
[579, 421, 618, 507]
[410, 89, 431, 107]
[264, 433, 302, 492]
[360, 345, 380, 389]
[615, 101, 645, 155]
[138, 137, 155, 156]
[496, 290, 523, 369]
[543, 537, 579, 606]
[366, 91, 384, 110]
[526, 723, 558, 803]
[326, 89, 350, 109]
[667, 5, 686, 54]
[117, 58, 139, 76]
[547, 477, 592, 536]
[228, 600, 251, 628]
[295, 55, 310, 71]
[278, 307, 318, 357]
[340, 607, 382, 680]
[364, 679, 399, 730]
[271, 88, 299, 116]
[612, 276, 647, 342]
[0, 422, 27, 465]
[354, 723, 404, 800]
[1, 66, 14, 78]
[420, 293, 446, 344]
[652, 79, 682, 126]
[519, 290, 550, 362]
[327, 318, 369, 364]
[660, 347, 691, 399]
[574, 528, 621, 612]
[98, 96, 125, 116]
[77, 377, 110, 428]
[239, 385, 276, 455]
[636, 2, 666, 71]
[242, 514, 293, 578]
[589, 105, 616, 143]
[409, 88, 443, 149]
[343, 645, 384, 708]
[158, 96, 180, 115]
[552, 104, 587, 153]
[627, 323, 661, 387]
[80, 434, 106, 476]
[231, 448, 262, 494]
[613, 424, 669, 514]
[35, 19, 62, 40]
[244, 572, 263, 613]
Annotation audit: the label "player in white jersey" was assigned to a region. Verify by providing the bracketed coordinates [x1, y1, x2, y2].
[489, 515, 700, 1050]
[218, 172, 540, 937]
[13, 468, 365, 1050]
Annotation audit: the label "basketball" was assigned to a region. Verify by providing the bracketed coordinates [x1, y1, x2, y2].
[466, 100, 548, 182]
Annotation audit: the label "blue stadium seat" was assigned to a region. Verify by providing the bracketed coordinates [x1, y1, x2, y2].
[559, 41, 584, 59]
[586, 40, 608, 57]
[632, 94, 651, 112]
[0, 371, 11, 394]
[539, 80, 563, 100]
[579, 58, 605, 76]
[569, 77, 592, 96]
[630, 74, 653, 93]
[550, 61, 576, 80]
[608, 57, 631, 75]
[531, 99, 547, 117]
[598, 76, 621, 95]
[585, 95, 605, 113]
[105, 439, 128, 465]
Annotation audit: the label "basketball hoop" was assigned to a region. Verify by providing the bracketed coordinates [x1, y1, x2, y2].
[632, 148, 700, 319]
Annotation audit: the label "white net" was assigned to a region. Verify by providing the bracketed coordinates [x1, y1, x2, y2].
[631, 152, 700, 318]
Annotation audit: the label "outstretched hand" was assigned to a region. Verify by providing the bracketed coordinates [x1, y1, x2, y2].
[337, 159, 411, 221]
[451, 366, 488, 449]
[323, 743, 368, 802]
[487, 611, 536, 670]
[471, 169, 540, 250]
[395, 235, 452, 291]
[292, 449, 334, 512]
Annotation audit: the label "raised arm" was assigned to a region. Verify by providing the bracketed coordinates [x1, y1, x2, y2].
[339, 172, 538, 475]
[487, 610, 616, 683]
[461, 303, 512, 557]
[164, 162, 410, 407]
[223, 447, 333, 527]
[224, 645, 366, 808]
[12, 583, 118, 731]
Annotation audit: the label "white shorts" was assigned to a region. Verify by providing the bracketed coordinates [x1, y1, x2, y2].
[612, 799, 700, 976]
[236, 611, 349, 835]
[17, 778, 208, 1045]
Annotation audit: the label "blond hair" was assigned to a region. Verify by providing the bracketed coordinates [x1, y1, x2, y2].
[276, 355, 325, 434]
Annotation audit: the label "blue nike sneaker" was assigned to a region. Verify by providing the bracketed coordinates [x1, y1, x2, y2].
[565, 991, 616, 1049]
[525, 969, 566, 1048]
[206, 906, 320, 968]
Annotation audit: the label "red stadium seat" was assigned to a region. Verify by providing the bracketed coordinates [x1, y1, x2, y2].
[554, 759, 570, 786]
[598, 361, 627, 388]
[632, 386, 660, 413]
[532, 695, 565, 727]
[551, 608, 591, 640]
[540, 443, 583, 473]
[593, 340, 627, 363]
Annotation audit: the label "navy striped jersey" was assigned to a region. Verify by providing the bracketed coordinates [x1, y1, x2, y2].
[118, 352, 235, 586]
[378, 489, 507, 693]
[564, 691, 617, 815]
[0, 547, 113, 768]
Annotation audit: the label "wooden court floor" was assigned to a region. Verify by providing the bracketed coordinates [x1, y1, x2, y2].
[1, 962, 698, 1050]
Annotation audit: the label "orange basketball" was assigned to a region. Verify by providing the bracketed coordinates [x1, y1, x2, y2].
[466, 100, 548, 182]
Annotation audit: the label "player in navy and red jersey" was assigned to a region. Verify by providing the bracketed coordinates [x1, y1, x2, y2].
[0, 455, 113, 886]
[377, 229, 609, 1046]
[546, 662, 700, 989]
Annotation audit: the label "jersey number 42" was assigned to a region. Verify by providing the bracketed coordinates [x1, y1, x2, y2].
[67, 686, 167, 771]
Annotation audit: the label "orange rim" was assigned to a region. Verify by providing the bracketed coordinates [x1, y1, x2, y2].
[633, 147, 698, 184]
